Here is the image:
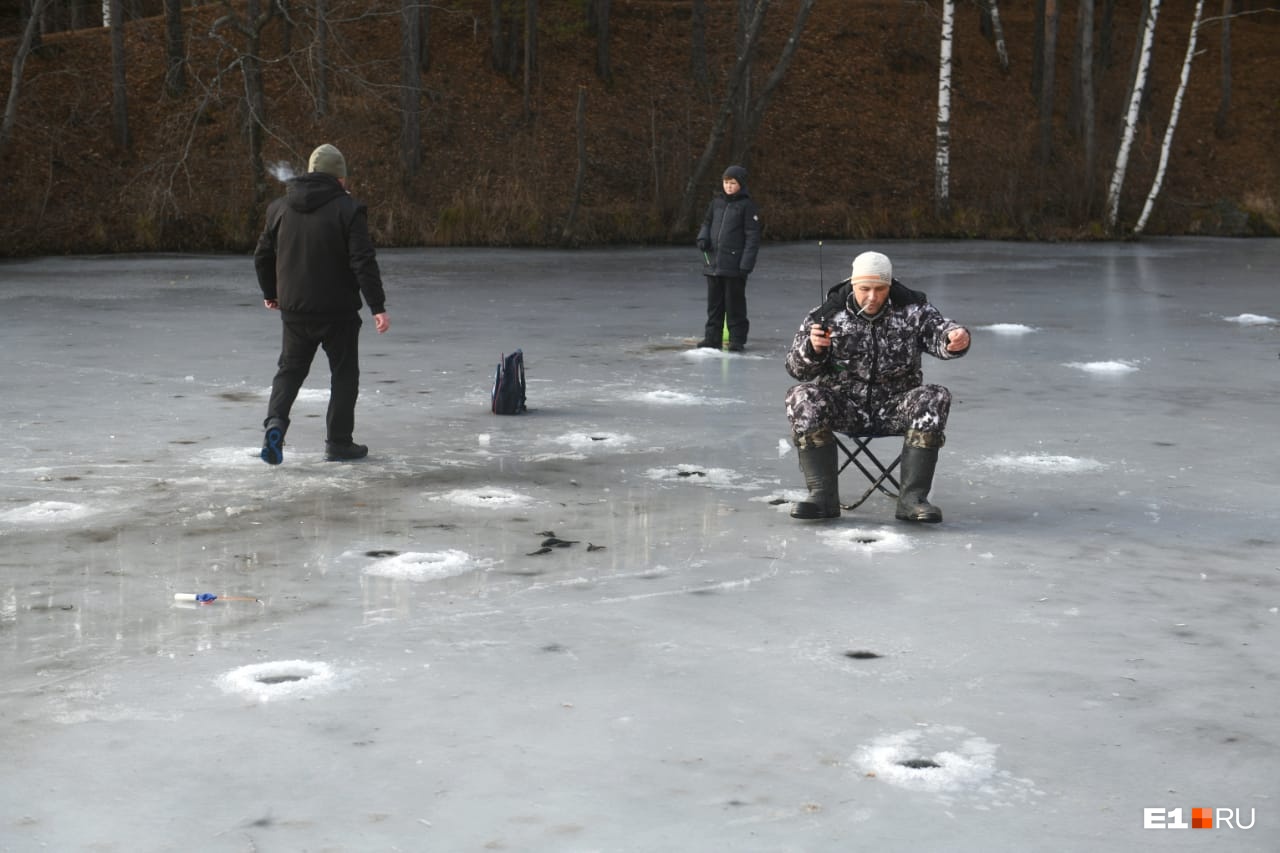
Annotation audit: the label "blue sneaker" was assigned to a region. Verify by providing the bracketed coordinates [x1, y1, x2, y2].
[260, 423, 284, 465]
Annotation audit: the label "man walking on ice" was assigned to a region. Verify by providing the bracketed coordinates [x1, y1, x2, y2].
[254, 143, 390, 465]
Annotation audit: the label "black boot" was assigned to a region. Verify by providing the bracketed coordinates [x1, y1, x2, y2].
[895, 429, 944, 523]
[325, 440, 369, 462]
[790, 430, 841, 520]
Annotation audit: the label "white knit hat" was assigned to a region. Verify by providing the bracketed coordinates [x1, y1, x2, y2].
[308, 143, 347, 178]
[851, 251, 892, 285]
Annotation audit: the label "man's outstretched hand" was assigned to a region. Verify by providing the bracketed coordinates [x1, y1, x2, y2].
[946, 327, 970, 352]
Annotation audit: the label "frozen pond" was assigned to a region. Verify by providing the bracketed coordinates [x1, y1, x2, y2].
[2, 239, 1278, 851]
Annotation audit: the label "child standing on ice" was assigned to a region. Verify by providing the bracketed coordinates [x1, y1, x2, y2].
[695, 165, 761, 352]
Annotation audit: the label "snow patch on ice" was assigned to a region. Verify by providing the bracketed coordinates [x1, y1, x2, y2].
[0, 501, 97, 525]
[1064, 360, 1139, 374]
[981, 454, 1105, 473]
[626, 389, 737, 406]
[553, 431, 636, 449]
[1224, 313, 1276, 326]
[218, 660, 339, 702]
[645, 465, 762, 490]
[364, 549, 494, 581]
[855, 725, 1044, 805]
[778, 438, 793, 458]
[978, 323, 1037, 335]
[856, 726, 998, 792]
[820, 527, 913, 554]
[681, 347, 768, 361]
[432, 487, 533, 508]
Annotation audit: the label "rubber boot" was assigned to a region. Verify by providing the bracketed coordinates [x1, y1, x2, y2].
[260, 416, 288, 466]
[790, 430, 841, 520]
[894, 429, 944, 523]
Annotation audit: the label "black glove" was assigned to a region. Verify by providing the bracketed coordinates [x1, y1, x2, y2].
[697, 238, 710, 252]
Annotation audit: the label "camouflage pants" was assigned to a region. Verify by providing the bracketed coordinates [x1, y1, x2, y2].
[784, 382, 952, 438]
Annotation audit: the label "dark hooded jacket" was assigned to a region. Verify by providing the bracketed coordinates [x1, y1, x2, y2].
[785, 278, 969, 405]
[696, 185, 761, 279]
[254, 172, 386, 317]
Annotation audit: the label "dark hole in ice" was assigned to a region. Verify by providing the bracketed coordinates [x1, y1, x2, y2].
[590, 436, 608, 441]
[844, 650, 883, 660]
[897, 758, 941, 769]
[854, 536, 879, 545]
[365, 549, 399, 558]
[216, 391, 258, 403]
[542, 643, 566, 653]
[255, 674, 306, 685]
[677, 470, 706, 478]
[768, 498, 787, 505]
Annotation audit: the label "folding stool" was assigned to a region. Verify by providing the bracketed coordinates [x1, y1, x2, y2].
[833, 433, 903, 510]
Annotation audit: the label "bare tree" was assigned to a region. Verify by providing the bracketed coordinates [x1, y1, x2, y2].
[936, 0, 955, 218]
[738, 0, 814, 165]
[400, 0, 422, 175]
[1134, 0, 1207, 235]
[490, 0, 519, 75]
[670, 0, 768, 237]
[523, 0, 537, 120]
[1038, 0, 1059, 166]
[592, 0, 612, 83]
[110, 0, 130, 149]
[418, 0, 431, 73]
[1105, 0, 1161, 232]
[1214, 0, 1232, 134]
[1, 0, 52, 156]
[691, 0, 709, 90]
[1069, 0, 1097, 207]
[164, 0, 186, 97]
[213, 0, 276, 202]
[314, 0, 329, 117]
[562, 87, 587, 243]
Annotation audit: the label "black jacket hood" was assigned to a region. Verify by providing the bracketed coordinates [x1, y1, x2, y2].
[286, 172, 348, 213]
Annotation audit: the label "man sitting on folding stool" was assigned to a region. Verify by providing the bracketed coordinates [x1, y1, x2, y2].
[783, 250, 970, 522]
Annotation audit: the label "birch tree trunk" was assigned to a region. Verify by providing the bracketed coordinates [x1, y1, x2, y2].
[987, 0, 1009, 72]
[1, 0, 51, 155]
[935, 0, 954, 218]
[1105, 0, 1160, 232]
[1134, 0, 1206, 235]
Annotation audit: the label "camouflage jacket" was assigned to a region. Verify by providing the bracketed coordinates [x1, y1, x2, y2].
[785, 278, 969, 403]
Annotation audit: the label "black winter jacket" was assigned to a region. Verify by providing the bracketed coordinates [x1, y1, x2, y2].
[254, 173, 386, 317]
[696, 189, 761, 279]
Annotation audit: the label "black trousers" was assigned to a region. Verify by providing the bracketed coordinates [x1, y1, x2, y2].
[266, 312, 362, 444]
[703, 275, 748, 345]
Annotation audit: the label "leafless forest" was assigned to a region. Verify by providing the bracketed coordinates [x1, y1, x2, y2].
[1, 0, 1277, 256]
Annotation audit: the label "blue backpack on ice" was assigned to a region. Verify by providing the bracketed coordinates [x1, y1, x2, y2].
[491, 349, 527, 415]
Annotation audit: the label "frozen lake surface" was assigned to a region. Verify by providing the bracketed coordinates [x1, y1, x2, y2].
[2, 239, 1278, 851]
